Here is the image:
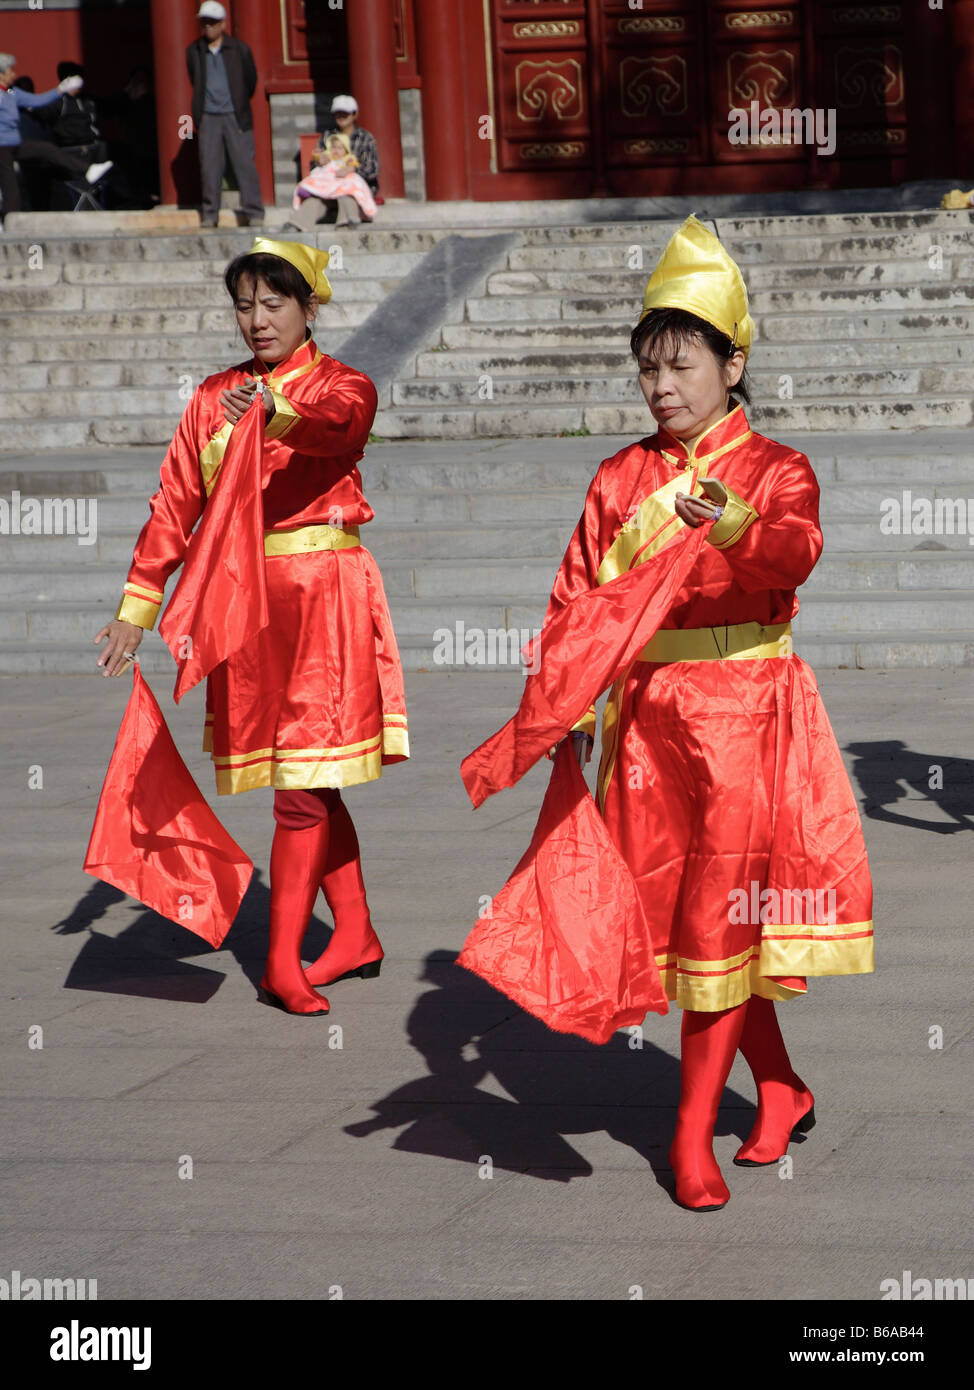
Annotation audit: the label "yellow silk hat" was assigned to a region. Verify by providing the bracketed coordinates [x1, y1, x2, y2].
[640, 214, 753, 357]
[248, 237, 332, 306]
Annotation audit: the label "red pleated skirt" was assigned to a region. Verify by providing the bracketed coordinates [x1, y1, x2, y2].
[203, 545, 408, 794]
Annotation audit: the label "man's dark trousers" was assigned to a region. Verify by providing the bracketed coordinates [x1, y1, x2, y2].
[199, 112, 263, 223]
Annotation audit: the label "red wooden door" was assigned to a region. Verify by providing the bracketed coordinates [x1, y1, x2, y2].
[485, 0, 915, 194]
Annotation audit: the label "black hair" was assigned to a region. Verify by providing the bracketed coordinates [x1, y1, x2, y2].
[224, 253, 316, 312]
[630, 306, 751, 405]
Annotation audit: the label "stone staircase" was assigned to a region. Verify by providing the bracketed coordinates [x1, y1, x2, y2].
[0, 227, 438, 450]
[374, 211, 974, 438]
[1, 207, 973, 671]
[2, 432, 972, 674]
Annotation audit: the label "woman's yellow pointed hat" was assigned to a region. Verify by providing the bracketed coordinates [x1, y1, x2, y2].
[248, 236, 332, 305]
[640, 215, 753, 356]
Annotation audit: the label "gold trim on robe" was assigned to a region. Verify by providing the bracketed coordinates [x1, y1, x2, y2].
[657, 921, 874, 1010]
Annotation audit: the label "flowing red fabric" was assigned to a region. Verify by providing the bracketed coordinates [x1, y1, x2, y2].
[458, 744, 668, 1043]
[84, 664, 253, 947]
[461, 523, 709, 806]
[159, 397, 269, 703]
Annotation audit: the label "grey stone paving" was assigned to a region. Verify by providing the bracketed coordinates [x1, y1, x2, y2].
[0, 663, 971, 1301]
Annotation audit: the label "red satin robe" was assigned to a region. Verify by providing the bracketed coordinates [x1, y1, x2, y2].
[115, 335, 408, 794]
[542, 404, 874, 1010]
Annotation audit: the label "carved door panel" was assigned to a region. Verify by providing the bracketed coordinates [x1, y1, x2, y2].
[486, 0, 910, 192]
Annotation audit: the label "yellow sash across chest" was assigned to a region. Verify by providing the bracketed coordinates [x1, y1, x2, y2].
[595, 463, 702, 586]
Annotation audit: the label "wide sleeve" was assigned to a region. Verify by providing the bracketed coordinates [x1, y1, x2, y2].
[705, 449, 822, 592]
[115, 393, 206, 630]
[264, 367, 378, 459]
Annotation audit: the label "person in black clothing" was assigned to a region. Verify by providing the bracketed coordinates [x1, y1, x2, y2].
[98, 67, 159, 209]
[186, 1, 263, 227]
[35, 63, 109, 165]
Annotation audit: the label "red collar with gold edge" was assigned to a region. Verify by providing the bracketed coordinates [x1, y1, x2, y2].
[656, 403, 753, 469]
[251, 335, 321, 388]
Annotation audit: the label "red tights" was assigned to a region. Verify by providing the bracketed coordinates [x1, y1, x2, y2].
[671, 995, 813, 1210]
[262, 789, 382, 1014]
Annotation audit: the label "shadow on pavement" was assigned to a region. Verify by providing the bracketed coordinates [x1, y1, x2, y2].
[847, 740, 974, 833]
[52, 870, 335, 1004]
[344, 949, 758, 1195]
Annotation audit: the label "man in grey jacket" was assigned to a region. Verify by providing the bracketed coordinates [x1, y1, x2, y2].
[186, 1, 263, 227]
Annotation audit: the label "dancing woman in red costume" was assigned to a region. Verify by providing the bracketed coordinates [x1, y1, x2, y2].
[461, 217, 873, 1211]
[93, 238, 407, 1017]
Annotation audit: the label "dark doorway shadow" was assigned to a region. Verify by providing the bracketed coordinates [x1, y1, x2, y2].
[846, 740, 974, 834]
[53, 869, 337, 1004]
[344, 950, 764, 1199]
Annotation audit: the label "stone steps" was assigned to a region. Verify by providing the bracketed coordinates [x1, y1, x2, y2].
[0, 304, 371, 337]
[374, 399, 973, 438]
[1, 207, 972, 668]
[9, 549, 971, 607]
[518, 227, 974, 261]
[392, 367, 974, 406]
[7, 627, 972, 675]
[5, 587, 970, 648]
[432, 311, 974, 351]
[2, 428, 973, 668]
[0, 227, 442, 262]
[489, 261, 971, 296]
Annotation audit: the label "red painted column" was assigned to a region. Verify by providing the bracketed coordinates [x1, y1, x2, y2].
[150, 0, 200, 206]
[346, 0, 405, 198]
[414, 0, 469, 200]
[231, 0, 275, 207]
[951, 0, 974, 176]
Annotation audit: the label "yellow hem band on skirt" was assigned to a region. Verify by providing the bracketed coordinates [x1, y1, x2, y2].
[658, 922, 874, 1010]
[210, 717, 410, 794]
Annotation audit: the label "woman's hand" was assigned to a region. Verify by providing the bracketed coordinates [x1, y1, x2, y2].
[675, 492, 720, 528]
[220, 380, 276, 426]
[93, 619, 143, 677]
[547, 731, 592, 767]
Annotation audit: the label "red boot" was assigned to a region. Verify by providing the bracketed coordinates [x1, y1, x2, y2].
[303, 796, 384, 988]
[669, 1003, 747, 1211]
[733, 995, 814, 1166]
[261, 813, 332, 1016]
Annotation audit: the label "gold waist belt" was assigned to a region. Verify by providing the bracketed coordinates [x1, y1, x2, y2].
[637, 620, 793, 663]
[263, 523, 361, 556]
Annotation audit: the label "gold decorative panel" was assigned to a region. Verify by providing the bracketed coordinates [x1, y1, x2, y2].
[727, 49, 796, 106]
[515, 58, 584, 122]
[726, 10, 795, 28]
[512, 20, 581, 38]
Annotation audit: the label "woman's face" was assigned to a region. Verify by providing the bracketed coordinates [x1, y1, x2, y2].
[637, 331, 744, 443]
[233, 273, 316, 366]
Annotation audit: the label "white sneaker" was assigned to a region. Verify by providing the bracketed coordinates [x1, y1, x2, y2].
[85, 161, 114, 184]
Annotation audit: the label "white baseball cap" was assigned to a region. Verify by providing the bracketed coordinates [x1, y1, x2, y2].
[331, 95, 358, 114]
[197, 2, 227, 20]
